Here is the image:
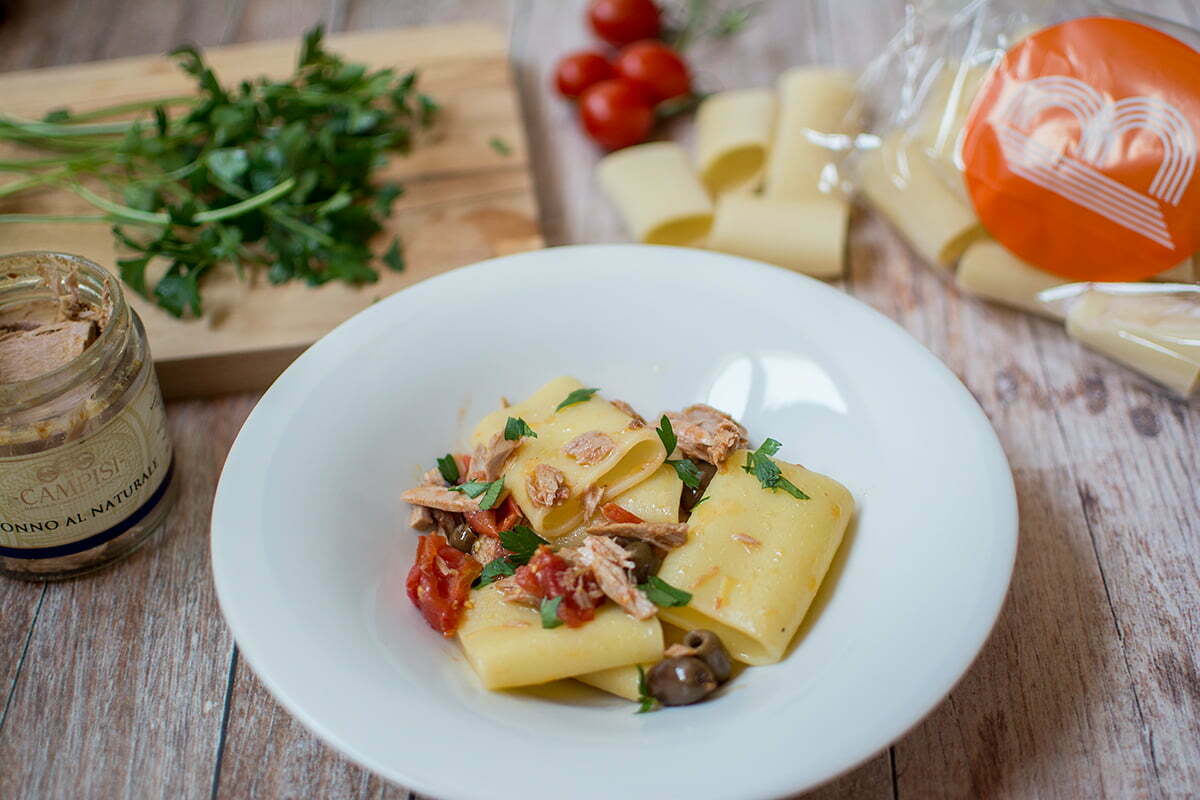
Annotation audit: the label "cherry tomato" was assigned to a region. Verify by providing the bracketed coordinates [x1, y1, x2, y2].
[588, 0, 662, 48]
[579, 78, 655, 150]
[464, 494, 522, 538]
[554, 50, 617, 99]
[514, 546, 603, 627]
[406, 533, 482, 636]
[601, 502, 644, 523]
[614, 40, 691, 102]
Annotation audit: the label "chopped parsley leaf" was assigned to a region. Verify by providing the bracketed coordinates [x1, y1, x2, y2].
[636, 664, 656, 713]
[475, 557, 516, 588]
[656, 414, 677, 455]
[503, 416, 537, 441]
[639, 575, 692, 607]
[742, 438, 809, 500]
[436, 453, 460, 484]
[540, 596, 564, 629]
[449, 476, 505, 510]
[668, 458, 703, 489]
[555, 387, 599, 411]
[499, 525, 549, 566]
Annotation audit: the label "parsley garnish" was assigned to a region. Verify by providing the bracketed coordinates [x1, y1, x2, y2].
[540, 596, 564, 629]
[382, 238, 405, 272]
[503, 416, 537, 441]
[742, 439, 810, 500]
[448, 476, 505, 510]
[657, 415, 703, 488]
[436, 453, 460, 484]
[668, 458, 703, 489]
[499, 525, 549, 567]
[0, 26, 438, 317]
[475, 557, 516, 587]
[691, 495, 709, 508]
[488, 136, 512, 156]
[636, 665, 657, 713]
[639, 575, 692, 607]
[656, 415, 677, 454]
[555, 387, 599, 411]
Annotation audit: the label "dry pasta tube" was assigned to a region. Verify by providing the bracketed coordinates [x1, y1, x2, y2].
[956, 239, 1064, 317]
[695, 88, 775, 195]
[859, 132, 985, 267]
[597, 142, 713, 246]
[1066, 291, 1200, 396]
[763, 67, 858, 201]
[914, 63, 990, 166]
[707, 194, 848, 278]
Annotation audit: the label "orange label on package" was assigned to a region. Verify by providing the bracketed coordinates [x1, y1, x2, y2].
[962, 17, 1200, 281]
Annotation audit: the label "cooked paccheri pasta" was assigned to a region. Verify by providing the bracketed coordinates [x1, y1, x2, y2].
[400, 377, 854, 710]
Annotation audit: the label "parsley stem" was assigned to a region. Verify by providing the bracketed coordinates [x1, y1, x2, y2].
[194, 177, 298, 223]
[0, 114, 135, 137]
[70, 183, 171, 224]
[0, 213, 112, 224]
[44, 96, 194, 124]
[209, 172, 334, 246]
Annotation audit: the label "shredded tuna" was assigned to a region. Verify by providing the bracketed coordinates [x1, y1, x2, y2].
[472, 534, 506, 565]
[586, 521, 688, 549]
[664, 643, 696, 659]
[408, 504, 435, 531]
[421, 467, 447, 487]
[468, 433, 520, 482]
[580, 485, 605, 522]
[731, 532, 762, 550]
[400, 485, 481, 513]
[663, 404, 748, 466]
[527, 464, 570, 507]
[431, 509, 463, 538]
[610, 398, 646, 425]
[494, 575, 539, 607]
[573, 535, 657, 620]
[562, 431, 616, 466]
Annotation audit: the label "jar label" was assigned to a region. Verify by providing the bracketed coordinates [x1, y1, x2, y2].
[0, 373, 174, 557]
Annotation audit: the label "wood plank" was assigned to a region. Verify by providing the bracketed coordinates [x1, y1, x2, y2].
[848, 210, 1162, 797]
[0, 23, 541, 396]
[214, 651, 410, 800]
[0, 395, 255, 798]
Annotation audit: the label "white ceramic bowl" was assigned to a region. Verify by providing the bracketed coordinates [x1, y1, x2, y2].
[211, 244, 1017, 800]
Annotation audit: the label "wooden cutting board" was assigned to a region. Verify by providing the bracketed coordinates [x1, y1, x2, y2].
[0, 25, 543, 398]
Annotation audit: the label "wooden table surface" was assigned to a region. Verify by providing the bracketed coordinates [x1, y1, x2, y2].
[1, 1, 1198, 798]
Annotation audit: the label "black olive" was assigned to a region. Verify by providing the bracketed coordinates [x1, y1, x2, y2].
[622, 540, 662, 584]
[647, 656, 718, 706]
[680, 460, 718, 512]
[447, 523, 478, 554]
[682, 629, 732, 683]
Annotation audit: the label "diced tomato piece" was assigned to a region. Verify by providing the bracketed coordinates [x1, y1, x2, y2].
[513, 546, 602, 627]
[601, 502, 644, 523]
[406, 533, 482, 636]
[464, 494, 522, 538]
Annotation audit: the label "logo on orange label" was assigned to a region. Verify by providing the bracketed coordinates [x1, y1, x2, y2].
[962, 17, 1200, 281]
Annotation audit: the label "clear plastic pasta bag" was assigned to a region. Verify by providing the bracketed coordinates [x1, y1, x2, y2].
[853, 0, 1200, 396]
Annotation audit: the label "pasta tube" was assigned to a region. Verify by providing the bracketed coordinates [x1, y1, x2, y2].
[695, 88, 776, 195]
[597, 142, 713, 246]
[707, 194, 848, 278]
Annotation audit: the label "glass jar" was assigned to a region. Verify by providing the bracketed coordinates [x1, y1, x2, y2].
[0, 252, 176, 580]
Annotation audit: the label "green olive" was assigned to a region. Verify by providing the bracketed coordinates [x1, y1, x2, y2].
[620, 539, 662, 584]
[447, 523, 478, 554]
[647, 656, 718, 706]
[682, 629, 732, 683]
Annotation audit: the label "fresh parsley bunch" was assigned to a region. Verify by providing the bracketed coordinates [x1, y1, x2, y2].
[0, 26, 435, 317]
